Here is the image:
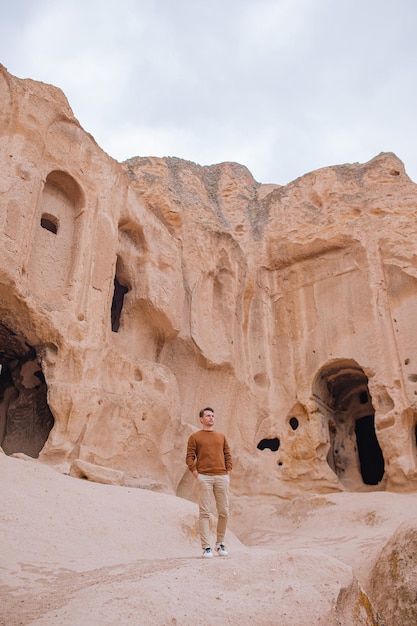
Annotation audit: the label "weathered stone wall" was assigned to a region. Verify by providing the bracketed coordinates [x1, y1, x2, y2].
[0, 66, 186, 492]
[1, 65, 417, 497]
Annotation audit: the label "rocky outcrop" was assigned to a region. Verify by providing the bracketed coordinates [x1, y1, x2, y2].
[369, 522, 417, 625]
[69, 459, 125, 485]
[1, 64, 417, 499]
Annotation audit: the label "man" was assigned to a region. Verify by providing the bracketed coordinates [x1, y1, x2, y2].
[186, 407, 232, 558]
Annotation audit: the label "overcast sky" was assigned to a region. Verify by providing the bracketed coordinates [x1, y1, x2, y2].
[1, 0, 417, 185]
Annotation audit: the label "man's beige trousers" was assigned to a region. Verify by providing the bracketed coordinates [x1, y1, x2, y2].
[197, 473, 230, 549]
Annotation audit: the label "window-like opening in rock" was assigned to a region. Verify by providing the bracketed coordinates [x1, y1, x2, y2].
[289, 417, 299, 430]
[0, 323, 54, 458]
[355, 415, 385, 485]
[111, 256, 130, 333]
[111, 276, 128, 332]
[257, 437, 280, 452]
[312, 359, 385, 491]
[359, 391, 368, 404]
[40, 213, 58, 234]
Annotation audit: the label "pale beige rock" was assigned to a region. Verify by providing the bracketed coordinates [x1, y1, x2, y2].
[115, 152, 417, 500]
[69, 458, 125, 485]
[4, 62, 417, 622]
[1, 63, 417, 503]
[368, 521, 417, 626]
[1, 64, 417, 502]
[0, 65, 186, 494]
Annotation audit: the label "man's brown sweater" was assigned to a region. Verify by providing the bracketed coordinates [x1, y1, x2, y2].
[186, 430, 232, 475]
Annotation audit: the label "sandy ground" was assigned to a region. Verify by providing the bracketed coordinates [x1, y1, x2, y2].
[2, 453, 417, 625]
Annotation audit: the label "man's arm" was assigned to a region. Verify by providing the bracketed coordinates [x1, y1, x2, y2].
[223, 436, 232, 473]
[186, 435, 198, 477]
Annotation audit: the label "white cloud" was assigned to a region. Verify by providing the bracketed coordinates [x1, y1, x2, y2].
[1, 0, 417, 184]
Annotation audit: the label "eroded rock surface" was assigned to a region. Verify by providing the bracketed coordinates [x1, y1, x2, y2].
[369, 521, 417, 626]
[1, 65, 417, 502]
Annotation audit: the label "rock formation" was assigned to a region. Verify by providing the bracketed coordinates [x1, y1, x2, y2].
[368, 521, 417, 625]
[1, 64, 417, 503]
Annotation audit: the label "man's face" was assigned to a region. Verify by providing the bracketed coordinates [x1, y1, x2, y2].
[200, 410, 214, 429]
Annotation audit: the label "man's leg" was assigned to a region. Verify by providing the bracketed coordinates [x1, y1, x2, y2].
[213, 474, 230, 544]
[197, 474, 214, 549]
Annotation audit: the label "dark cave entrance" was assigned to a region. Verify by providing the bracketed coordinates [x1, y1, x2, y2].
[313, 359, 385, 490]
[257, 437, 280, 452]
[111, 257, 129, 333]
[355, 414, 385, 485]
[111, 276, 128, 332]
[0, 323, 54, 458]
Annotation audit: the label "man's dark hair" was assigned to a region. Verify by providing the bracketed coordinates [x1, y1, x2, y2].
[199, 407, 214, 418]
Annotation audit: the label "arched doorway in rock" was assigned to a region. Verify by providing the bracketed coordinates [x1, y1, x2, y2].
[0, 323, 54, 458]
[312, 359, 385, 490]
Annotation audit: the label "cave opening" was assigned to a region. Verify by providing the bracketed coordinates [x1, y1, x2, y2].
[111, 276, 129, 332]
[40, 213, 59, 234]
[313, 359, 385, 490]
[355, 414, 385, 485]
[0, 323, 54, 458]
[289, 416, 299, 430]
[257, 437, 280, 452]
[111, 256, 130, 333]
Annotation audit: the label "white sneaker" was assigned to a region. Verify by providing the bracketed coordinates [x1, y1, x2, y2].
[202, 547, 213, 558]
[215, 543, 228, 556]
